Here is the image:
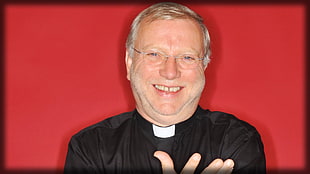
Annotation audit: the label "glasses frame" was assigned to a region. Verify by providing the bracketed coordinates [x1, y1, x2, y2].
[131, 47, 204, 68]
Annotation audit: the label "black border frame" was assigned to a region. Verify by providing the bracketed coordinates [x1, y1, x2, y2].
[1, 0, 309, 173]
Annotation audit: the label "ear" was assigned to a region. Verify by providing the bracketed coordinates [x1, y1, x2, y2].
[203, 63, 208, 71]
[203, 58, 209, 71]
[125, 50, 132, 81]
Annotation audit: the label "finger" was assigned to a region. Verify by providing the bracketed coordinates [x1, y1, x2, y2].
[201, 159, 224, 174]
[181, 153, 201, 174]
[217, 159, 234, 174]
[154, 151, 176, 174]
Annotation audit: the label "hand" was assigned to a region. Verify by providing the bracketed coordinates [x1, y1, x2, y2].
[154, 151, 234, 174]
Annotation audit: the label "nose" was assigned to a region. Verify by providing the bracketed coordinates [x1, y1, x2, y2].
[159, 56, 181, 80]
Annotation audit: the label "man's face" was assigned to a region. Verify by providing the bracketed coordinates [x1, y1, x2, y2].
[126, 19, 206, 126]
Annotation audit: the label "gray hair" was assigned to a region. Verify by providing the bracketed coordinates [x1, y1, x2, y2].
[125, 2, 211, 65]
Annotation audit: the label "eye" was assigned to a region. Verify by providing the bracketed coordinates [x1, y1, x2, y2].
[182, 55, 196, 62]
[146, 52, 160, 57]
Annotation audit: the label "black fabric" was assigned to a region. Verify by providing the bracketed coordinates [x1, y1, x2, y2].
[64, 106, 266, 174]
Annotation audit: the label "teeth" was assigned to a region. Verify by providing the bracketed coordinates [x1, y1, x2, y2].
[155, 85, 181, 92]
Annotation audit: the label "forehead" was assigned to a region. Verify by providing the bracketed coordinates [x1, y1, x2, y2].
[135, 19, 204, 52]
[138, 18, 202, 37]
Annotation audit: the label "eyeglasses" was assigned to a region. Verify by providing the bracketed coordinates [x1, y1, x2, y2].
[132, 47, 204, 69]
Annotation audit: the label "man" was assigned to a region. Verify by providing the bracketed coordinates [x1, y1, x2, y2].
[64, 2, 266, 174]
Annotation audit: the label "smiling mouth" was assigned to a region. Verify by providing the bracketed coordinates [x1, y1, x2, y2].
[154, 84, 183, 92]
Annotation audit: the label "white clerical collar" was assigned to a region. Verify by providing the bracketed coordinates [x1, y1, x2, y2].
[152, 124, 175, 138]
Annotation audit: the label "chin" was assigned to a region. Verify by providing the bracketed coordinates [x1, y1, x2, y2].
[153, 105, 182, 116]
[156, 111, 179, 116]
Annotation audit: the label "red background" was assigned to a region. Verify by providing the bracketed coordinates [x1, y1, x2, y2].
[5, 3, 305, 172]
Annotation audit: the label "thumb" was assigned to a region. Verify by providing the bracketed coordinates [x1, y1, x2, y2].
[154, 151, 176, 174]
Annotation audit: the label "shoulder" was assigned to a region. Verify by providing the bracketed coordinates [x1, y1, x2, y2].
[196, 107, 264, 153]
[70, 111, 134, 143]
[197, 107, 259, 137]
[197, 107, 265, 165]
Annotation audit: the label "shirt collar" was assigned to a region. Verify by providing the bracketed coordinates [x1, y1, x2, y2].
[134, 106, 202, 138]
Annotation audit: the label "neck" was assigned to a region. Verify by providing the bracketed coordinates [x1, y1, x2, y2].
[136, 105, 198, 127]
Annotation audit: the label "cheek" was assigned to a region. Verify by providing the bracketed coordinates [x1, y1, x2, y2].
[182, 70, 205, 96]
[130, 61, 158, 85]
[184, 67, 205, 84]
[134, 60, 158, 75]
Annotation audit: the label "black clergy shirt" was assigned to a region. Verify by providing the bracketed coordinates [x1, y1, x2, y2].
[64, 106, 266, 174]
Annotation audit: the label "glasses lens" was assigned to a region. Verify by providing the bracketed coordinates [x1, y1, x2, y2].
[177, 55, 201, 69]
[144, 51, 163, 65]
[134, 48, 203, 69]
